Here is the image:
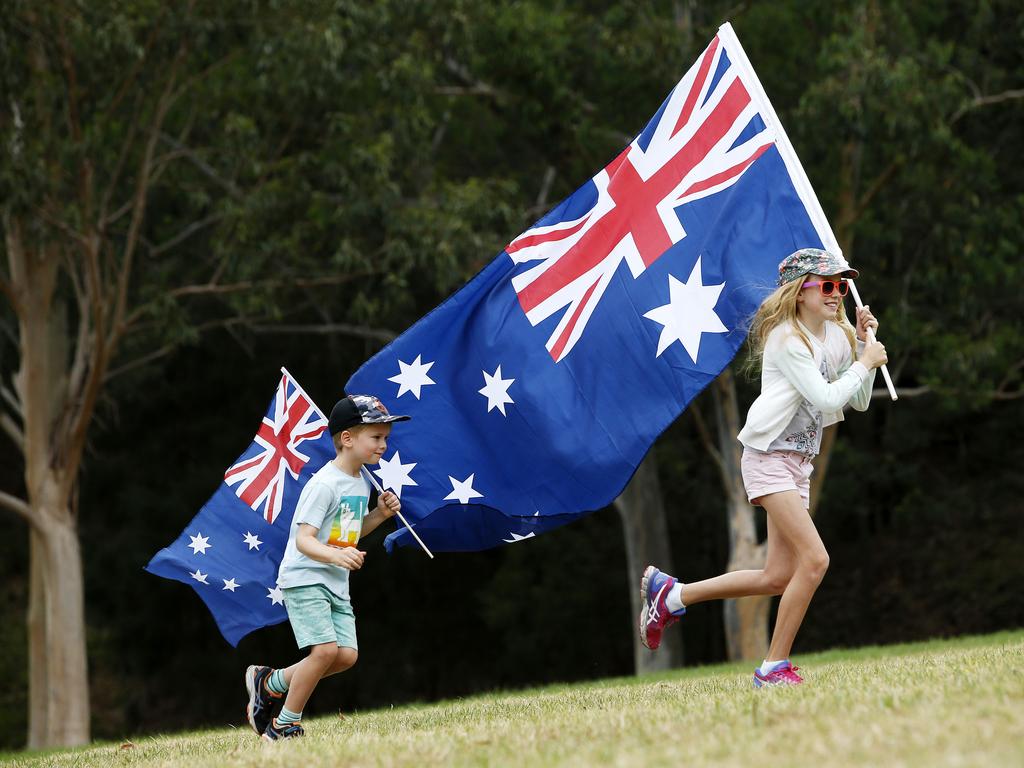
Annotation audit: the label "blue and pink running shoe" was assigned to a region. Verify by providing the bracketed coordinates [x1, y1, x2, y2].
[753, 661, 804, 687]
[639, 565, 685, 650]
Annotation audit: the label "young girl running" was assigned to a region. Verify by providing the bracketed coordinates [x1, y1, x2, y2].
[639, 247, 888, 686]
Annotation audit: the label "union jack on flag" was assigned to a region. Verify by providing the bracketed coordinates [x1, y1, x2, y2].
[224, 371, 328, 524]
[509, 35, 773, 362]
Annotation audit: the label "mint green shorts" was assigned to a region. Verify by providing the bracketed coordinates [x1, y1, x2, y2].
[282, 584, 358, 650]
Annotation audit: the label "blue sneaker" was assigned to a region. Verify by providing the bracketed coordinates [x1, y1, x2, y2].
[263, 718, 305, 741]
[639, 565, 684, 650]
[245, 665, 281, 735]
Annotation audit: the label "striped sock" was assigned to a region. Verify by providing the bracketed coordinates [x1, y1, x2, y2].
[266, 669, 289, 695]
[275, 706, 302, 727]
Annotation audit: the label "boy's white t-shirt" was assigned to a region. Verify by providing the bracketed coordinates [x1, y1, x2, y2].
[277, 462, 370, 600]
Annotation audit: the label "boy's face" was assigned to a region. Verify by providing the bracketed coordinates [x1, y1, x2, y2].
[341, 422, 392, 466]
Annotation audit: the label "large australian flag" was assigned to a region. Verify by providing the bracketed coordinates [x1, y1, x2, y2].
[146, 369, 335, 645]
[348, 23, 841, 553]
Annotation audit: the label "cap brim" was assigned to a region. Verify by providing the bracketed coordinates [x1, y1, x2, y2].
[379, 414, 411, 423]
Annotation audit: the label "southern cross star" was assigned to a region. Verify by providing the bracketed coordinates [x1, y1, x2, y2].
[188, 533, 211, 555]
[444, 474, 484, 505]
[388, 355, 436, 399]
[374, 451, 418, 498]
[479, 365, 515, 415]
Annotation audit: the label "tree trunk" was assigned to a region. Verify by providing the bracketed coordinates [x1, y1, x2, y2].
[712, 370, 770, 661]
[36, 496, 90, 746]
[27, 529, 48, 749]
[10, 225, 92, 746]
[615, 447, 684, 674]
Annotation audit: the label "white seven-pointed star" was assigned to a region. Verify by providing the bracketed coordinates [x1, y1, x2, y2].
[479, 366, 515, 415]
[222, 578, 240, 592]
[267, 585, 285, 606]
[643, 255, 728, 362]
[374, 451, 418, 498]
[388, 355, 436, 399]
[188, 533, 211, 555]
[502, 531, 536, 544]
[243, 532, 263, 551]
[444, 474, 484, 505]
[189, 569, 209, 584]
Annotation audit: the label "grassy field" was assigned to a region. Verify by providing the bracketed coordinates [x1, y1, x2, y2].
[4, 630, 1022, 767]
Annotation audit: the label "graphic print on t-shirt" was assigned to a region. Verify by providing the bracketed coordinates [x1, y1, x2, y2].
[327, 495, 367, 548]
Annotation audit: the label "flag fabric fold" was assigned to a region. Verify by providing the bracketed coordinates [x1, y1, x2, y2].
[145, 369, 334, 645]
[346, 23, 840, 553]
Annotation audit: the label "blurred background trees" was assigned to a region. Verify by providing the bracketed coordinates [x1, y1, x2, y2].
[1, 0, 1021, 750]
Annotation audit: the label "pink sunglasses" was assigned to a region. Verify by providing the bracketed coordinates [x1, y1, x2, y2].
[802, 279, 849, 297]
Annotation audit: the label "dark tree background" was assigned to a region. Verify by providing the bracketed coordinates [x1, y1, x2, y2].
[1, 0, 1022, 749]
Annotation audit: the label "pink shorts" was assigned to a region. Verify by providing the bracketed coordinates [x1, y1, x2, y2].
[740, 449, 814, 508]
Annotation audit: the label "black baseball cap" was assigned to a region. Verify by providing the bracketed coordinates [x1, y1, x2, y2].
[328, 394, 410, 436]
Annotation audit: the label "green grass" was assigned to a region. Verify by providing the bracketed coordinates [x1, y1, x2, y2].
[5, 630, 1023, 767]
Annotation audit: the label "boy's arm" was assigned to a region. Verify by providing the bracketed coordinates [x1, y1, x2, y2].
[295, 524, 365, 570]
[361, 491, 401, 537]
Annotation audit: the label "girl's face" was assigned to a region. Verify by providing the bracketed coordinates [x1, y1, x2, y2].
[796, 273, 845, 323]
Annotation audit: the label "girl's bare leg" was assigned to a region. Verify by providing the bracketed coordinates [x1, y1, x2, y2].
[681, 513, 797, 606]
[760, 490, 829, 660]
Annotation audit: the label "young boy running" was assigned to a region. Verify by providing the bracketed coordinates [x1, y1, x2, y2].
[245, 394, 409, 740]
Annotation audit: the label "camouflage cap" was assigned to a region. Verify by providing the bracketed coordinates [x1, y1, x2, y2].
[777, 247, 859, 286]
[328, 394, 410, 435]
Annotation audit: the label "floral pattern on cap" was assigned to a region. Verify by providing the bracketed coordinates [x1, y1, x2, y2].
[777, 247, 859, 286]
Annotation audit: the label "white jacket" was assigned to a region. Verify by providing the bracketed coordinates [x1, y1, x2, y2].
[737, 320, 876, 451]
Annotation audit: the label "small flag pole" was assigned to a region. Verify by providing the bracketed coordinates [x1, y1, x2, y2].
[847, 282, 898, 401]
[360, 467, 435, 559]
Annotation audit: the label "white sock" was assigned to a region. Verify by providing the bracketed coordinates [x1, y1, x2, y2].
[666, 583, 686, 614]
[760, 659, 787, 674]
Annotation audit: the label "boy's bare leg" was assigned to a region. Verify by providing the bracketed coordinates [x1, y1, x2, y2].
[760, 490, 829, 661]
[681, 513, 797, 605]
[279, 643, 337, 716]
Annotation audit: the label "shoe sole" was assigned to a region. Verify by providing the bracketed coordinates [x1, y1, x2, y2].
[245, 665, 261, 735]
[638, 565, 657, 650]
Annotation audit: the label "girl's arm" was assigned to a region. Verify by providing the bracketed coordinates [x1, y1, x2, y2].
[846, 306, 881, 411]
[845, 339, 877, 411]
[774, 336, 871, 412]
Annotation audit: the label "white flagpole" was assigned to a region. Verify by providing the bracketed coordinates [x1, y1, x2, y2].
[846, 282, 898, 401]
[718, 24, 898, 403]
[360, 467, 435, 559]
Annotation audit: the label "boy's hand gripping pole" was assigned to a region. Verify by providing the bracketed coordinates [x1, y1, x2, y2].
[360, 466, 435, 559]
[847, 281, 898, 401]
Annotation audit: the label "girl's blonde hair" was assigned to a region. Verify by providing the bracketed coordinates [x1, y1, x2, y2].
[744, 277, 858, 375]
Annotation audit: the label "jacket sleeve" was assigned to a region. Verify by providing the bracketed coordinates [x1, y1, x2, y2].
[773, 335, 871, 413]
[842, 338, 876, 412]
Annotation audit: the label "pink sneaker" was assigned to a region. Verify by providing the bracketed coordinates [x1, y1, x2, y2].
[753, 661, 804, 687]
[638, 565, 685, 650]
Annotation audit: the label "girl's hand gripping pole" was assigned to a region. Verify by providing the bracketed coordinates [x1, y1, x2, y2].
[847, 280, 898, 401]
